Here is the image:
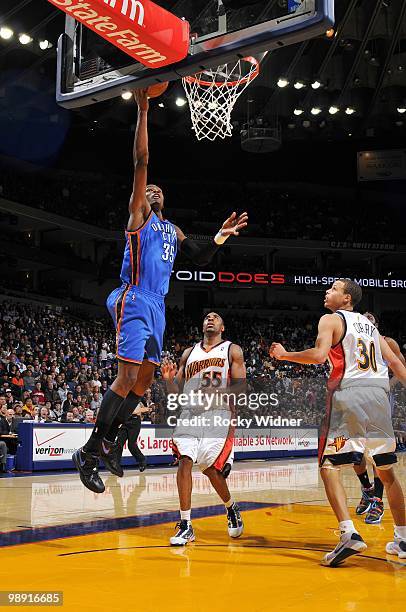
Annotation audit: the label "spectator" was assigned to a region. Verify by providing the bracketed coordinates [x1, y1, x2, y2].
[49, 401, 63, 421]
[22, 398, 35, 418]
[44, 381, 59, 405]
[39, 407, 53, 423]
[84, 409, 95, 424]
[62, 392, 74, 413]
[90, 392, 102, 414]
[23, 366, 36, 391]
[32, 382, 45, 405]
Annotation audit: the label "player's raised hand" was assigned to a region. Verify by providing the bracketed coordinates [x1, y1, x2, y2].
[133, 88, 149, 111]
[161, 359, 177, 381]
[269, 342, 287, 360]
[220, 211, 248, 237]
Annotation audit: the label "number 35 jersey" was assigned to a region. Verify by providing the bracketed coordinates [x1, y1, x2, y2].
[328, 310, 389, 391]
[120, 211, 177, 297]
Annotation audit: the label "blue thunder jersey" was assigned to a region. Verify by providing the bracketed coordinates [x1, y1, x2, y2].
[120, 210, 177, 296]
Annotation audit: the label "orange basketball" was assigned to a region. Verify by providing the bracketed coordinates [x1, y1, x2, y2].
[147, 82, 169, 99]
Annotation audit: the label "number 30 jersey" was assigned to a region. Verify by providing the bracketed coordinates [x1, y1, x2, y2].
[120, 210, 177, 297]
[328, 310, 389, 391]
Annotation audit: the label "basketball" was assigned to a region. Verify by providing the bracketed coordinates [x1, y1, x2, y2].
[147, 82, 169, 99]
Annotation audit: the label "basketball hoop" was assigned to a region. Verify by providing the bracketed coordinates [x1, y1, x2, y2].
[182, 56, 260, 141]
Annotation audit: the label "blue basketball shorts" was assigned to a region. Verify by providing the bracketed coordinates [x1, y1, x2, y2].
[106, 284, 165, 366]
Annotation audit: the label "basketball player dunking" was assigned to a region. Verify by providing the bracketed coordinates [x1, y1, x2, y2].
[270, 279, 406, 566]
[72, 89, 248, 493]
[353, 312, 406, 525]
[161, 312, 245, 545]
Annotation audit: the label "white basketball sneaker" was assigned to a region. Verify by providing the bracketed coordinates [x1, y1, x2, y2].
[321, 531, 367, 567]
[227, 502, 244, 538]
[170, 520, 195, 546]
[386, 535, 406, 559]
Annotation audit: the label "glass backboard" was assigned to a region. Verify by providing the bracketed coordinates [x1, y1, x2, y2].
[56, 0, 334, 108]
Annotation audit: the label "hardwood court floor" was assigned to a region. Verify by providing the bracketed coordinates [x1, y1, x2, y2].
[1, 456, 405, 612]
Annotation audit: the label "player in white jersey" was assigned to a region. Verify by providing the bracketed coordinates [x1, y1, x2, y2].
[352, 312, 406, 525]
[161, 312, 245, 546]
[270, 279, 406, 567]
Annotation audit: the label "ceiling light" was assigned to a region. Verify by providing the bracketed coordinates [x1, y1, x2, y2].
[277, 77, 289, 88]
[19, 33, 33, 45]
[329, 106, 339, 115]
[293, 81, 305, 90]
[311, 80, 322, 89]
[326, 28, 335, 38]
[293, 108, 304, 116]
[121, 91, 132, 100]
[39, 39, 50, 50]
[158, 102, 165, 108]
[345, 107, 355, 115]
[0, 27, 13, 40]
[176, 97, 187, 107]
[397, 107, 406, 114]
[311, 107, 322, 115]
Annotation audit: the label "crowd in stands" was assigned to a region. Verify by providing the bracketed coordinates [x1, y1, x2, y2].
[1, 300, 406, 471]
[0, 163, 402, 244]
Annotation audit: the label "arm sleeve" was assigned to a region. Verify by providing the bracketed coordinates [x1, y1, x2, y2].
[180, 237, 220, 267]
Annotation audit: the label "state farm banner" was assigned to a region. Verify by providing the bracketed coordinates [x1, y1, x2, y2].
[47, 0, 190, 68]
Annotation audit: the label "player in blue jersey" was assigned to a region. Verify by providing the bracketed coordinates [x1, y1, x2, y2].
[352, 312, 406, 524]
[72, 88, 248, 493]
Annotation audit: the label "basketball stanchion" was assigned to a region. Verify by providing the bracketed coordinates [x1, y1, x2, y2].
[182, 56, 261, 141]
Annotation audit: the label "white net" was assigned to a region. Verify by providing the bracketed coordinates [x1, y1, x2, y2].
[182, 57, 260, 141]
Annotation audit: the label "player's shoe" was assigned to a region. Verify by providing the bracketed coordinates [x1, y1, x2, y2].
[321, 531, 367, 567]
[227, 502, 243, 538]
[365, 498, 384, 525]
[72, 449, 105, 494]
[386, 535, 406, 559]
[138, 459, 147, 472]
[100, 438, 124, 477]
[355, 486, 375, 515]
[170, 520, 195, 546]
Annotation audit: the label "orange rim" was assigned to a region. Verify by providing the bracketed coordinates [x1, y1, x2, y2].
[184, 56, 260, 88]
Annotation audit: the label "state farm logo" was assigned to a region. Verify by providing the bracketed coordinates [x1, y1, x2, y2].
[34, 431, 65, 457]
[50, 0, 166, 65]
[104, 0, 145, 26]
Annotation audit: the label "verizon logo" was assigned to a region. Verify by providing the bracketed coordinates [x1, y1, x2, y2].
[104, 0, 145, 26]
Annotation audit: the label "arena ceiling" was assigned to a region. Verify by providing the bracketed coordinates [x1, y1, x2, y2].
[1, 0, 406, 157]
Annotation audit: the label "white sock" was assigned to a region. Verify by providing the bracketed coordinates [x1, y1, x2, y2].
[180, 510, 191, 522]
[339, 520, 356, 534]
[395, 525, 406, 539]
[225, 499, 233, 509]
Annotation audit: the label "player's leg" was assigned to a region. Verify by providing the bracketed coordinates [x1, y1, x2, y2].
[72, 360, 141, 491]
[170, 455, 196, 546]
[73, 286, 147, 492]
[353, 455, 375, 515]
[203, 464, 243, 538]
[199, 420, 243, 539]
[375, 465, 406, 559]
[320, 463, 367, 567]
[364, 465, 385, 524]
[101, 360, 155, 474]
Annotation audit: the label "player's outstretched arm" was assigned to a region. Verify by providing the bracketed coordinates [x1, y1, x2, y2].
[161, 348, 192, 394]
[380, 336, 406, 386]
[128, 89, 151, 231]
[175, 211, 249, 266]
[229, 344, 247, 395]
[270, 314, 339, 365]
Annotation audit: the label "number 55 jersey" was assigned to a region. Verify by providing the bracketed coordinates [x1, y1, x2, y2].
[106, 211, 177, 366]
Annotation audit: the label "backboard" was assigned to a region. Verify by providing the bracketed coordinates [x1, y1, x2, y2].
[56, 0, 334, 108]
